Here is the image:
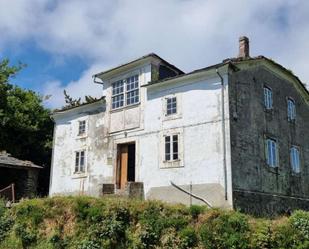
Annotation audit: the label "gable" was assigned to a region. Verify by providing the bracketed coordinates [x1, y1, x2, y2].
[234, 58, 309, 105]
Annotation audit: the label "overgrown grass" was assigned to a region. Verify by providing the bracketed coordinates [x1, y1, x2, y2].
[0, 197, 308, 248]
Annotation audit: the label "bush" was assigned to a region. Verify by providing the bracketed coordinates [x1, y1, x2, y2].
[188, 205, 206, 219]
[0, 197, 309, 249]
[179, 227, 198, 249]
[199, 211, 250, 249]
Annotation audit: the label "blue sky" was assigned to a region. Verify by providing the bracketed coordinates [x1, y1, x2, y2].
[0, 0, 308, 109]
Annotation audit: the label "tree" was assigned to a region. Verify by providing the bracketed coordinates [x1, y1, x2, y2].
[0, 59, 53, 195]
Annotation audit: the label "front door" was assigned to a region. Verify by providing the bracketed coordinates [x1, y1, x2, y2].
[116, 143, 135, 189]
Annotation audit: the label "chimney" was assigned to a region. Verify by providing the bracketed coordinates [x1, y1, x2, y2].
[238, 36, 249, 58]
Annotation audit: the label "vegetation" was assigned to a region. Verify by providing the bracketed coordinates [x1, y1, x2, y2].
[0, 59, 53, 195]
[0, 197, 308, 249]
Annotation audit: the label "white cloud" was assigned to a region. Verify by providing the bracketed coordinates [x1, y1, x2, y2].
[0, 0, 308, 108]
[42, 63, 105, 108]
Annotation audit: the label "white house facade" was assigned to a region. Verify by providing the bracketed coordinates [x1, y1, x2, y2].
[49, 53, 232, 208]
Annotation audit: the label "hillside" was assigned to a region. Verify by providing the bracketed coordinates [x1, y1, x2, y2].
[0, 196, 308, 249]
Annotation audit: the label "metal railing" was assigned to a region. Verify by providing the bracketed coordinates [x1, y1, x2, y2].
[170, 181, 212, 208]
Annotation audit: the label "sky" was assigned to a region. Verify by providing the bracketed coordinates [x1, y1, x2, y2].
[0, 0, 308, 109]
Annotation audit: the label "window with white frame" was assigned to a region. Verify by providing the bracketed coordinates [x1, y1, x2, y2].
[111, 75, 139, 109]
[126, 75, 139, 105]
[75, 151, 85, 173]
[78, 120, 86, 135]
[290, 146, 300, 173]
[165, 135, 179, 161]
[265, 138, 277, 167]
[287, 98, 296, 121]
[166, 97, 177, 116]
[264, 86, 273, 110]
[112, 80, 124, 109]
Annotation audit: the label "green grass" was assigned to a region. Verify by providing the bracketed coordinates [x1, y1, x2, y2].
[0, 196, 308, 248]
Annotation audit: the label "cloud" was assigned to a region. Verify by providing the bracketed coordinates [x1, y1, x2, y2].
[0, 0, 308, 108]
[43, 63, 105, 108]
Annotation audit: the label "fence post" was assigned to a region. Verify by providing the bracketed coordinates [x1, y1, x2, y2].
[11, 183, 15, 203]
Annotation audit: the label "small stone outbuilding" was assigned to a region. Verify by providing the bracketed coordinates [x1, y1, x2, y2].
[0, 151, 42, 200]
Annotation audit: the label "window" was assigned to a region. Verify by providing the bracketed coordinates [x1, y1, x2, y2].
[165, 135, 178, 161]
[166, 97, 177, 115]
[287, 98, 296, 121]
[290, 146, 300, 173]
[265, 138, 277, 167]
[75, 151, 85, 173]
[264, 87, 273, 110]
[78, 120, 86, 135]
[126, 75, 139, 105]
[112, 80, 124, 109]
[112, 75, 139, 109]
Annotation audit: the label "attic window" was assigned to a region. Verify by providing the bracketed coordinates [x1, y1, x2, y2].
[112, 75, 139, 109]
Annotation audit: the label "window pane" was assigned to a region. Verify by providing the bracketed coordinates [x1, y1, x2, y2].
[266, 139, 277, 167]
[173, 135, 178, 160]
[112, 94, 124, 109]
[112, 80, 124, 95]
[127, 89, 139, 105]
[166, 97, 177, 116]
[288, 99, 296, 120]
[264, 87, 272, 109]
[291, 147, 300, 173]
[79, 121, 86, 135]
[165, 136, 171, 161]
[80, 151, 85, 172]
[75, 152, 79, 172]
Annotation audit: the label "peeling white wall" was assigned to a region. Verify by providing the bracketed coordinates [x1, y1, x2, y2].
[50, 63, 232, 207]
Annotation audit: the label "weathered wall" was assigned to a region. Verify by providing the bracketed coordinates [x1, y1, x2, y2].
[49, 102, 112, 196]
[229, 64, 309, 216]
[138, 72, 232, 207]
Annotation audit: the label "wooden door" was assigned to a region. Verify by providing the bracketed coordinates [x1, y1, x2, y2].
[118, 145, 128, 189]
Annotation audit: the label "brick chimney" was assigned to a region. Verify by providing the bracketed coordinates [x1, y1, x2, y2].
[238, 36, 249, 58]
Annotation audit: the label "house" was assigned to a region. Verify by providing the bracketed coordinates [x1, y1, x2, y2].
[0, 151, 42, 200]
[49, 37, 309, 216]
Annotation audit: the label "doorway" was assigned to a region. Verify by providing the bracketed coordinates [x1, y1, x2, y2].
[116, 143, 135, 189]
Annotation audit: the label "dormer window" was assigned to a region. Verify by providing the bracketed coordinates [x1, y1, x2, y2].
[112, 75, 139, 109]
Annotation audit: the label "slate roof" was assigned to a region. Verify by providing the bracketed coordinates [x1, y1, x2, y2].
[93, 53, 185, 78]
[144, 56, 309, 98]
[0, 151, 42, 169]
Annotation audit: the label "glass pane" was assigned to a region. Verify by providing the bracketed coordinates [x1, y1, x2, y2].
[173, 135, 178, 160]
[165, 136, 170, 161]
[75, 152, 79, 172]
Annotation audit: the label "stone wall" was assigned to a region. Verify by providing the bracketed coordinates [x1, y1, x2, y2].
[0, 167, 39, 199]
[229, 64, 309, 216]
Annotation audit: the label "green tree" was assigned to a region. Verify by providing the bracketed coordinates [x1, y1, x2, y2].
[0, 59, 53, 195]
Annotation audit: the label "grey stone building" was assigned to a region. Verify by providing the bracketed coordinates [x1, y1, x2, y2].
[227, 37, 309, 215]
[0, 151, 42, 200]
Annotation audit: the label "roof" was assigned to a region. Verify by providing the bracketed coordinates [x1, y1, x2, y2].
[228, 56, 309, 98]
[144, 61, 230, 87]
[0, 151, 42, 169]
[93, 53, 185, 79]
[143, 56, 309, 99]
[53, 96, 106, 114]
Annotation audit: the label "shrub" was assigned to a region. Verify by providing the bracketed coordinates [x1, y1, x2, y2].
[199, 211, 250, 249]
[188, 205, 206, 219]
[0, 199, 13, 242]
[290, 210, 309, 240]
[179, 227, 198, 249]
